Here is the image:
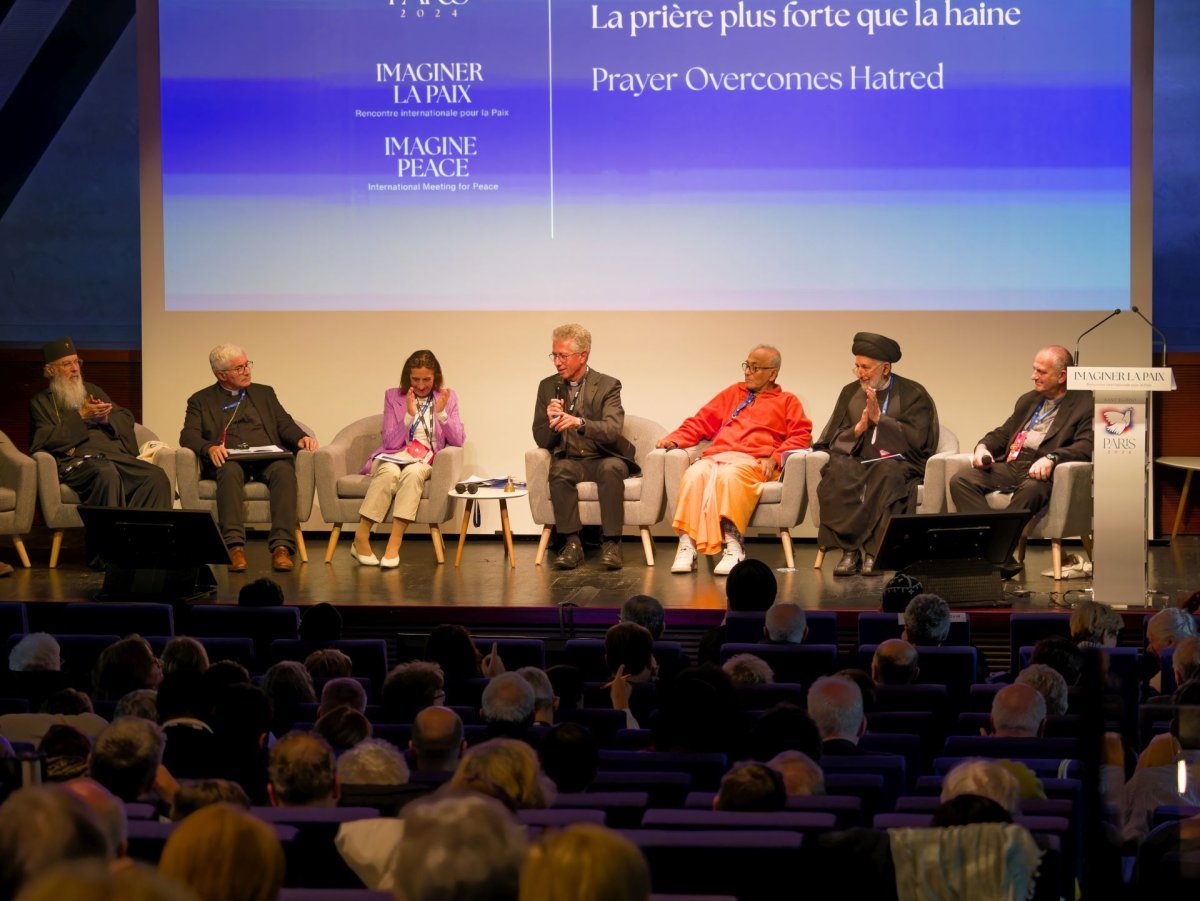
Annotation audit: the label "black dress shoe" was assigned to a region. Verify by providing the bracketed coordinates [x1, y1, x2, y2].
[861, 554, 883, 577]
[600, 540, 623, 570]
[554, 539, 584, 570]
[1000, 558, 1024, 579]
[833, 549, 861, 577]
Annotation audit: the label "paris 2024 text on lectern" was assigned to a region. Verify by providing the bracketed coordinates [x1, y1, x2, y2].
[1066, 365, 1175, 608]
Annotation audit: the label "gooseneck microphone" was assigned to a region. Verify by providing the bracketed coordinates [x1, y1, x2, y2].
[1073, 308, 1122, 365]
[1130, 306, 1168, 368]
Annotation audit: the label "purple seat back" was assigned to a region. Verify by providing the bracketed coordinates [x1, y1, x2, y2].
[473, 637, 546, 670]
[519, 808, 607, 828]
[718, 643, 838, 687]
[858, 611, 971, 647]
[641, 809, 836, 834]
[1009, 613, 1072, 673]
[60, 602, 175, 638]
[619, 829, 803, 900]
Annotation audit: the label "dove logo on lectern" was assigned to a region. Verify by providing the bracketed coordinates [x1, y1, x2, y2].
[1100, 407, 1134, 436]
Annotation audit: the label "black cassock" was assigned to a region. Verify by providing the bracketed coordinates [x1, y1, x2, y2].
[814, 374, 939, 554]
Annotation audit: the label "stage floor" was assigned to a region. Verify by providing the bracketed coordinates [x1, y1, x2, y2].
[2, 533, 1195, 614]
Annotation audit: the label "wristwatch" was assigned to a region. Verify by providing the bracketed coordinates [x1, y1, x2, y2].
[1045, 453, 1059, 465]
[578, 418, 586, 435]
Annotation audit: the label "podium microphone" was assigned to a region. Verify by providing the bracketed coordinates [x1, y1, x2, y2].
[1130, 306, 1168, 368]
[1073, 309, 1122, 365]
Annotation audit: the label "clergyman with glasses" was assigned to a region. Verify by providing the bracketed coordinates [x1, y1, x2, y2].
[813, 333, 939, 578]
[657, 345, 811, 576]
[532, 323, 639, 570]
[30, 336, 172, 516]
[180, 343, 317, 573]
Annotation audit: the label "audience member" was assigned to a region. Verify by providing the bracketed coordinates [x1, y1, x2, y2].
[479, 672, 536, 742]
[42, 688, 95, 715]
[538, 722, 599, 793]
[0, 692, 106, 745]
[546, 665, 584, 712]
[159, 803, 285, 901]
[313, 705, 372, 752]
[8, 633, 61, 671]
[835, 668, 877, 713]
[207, 683, 272, 805]
[390, 793, 528, 901]
[168, 778, 251, 821]
[698, 559, 778, 664]
[722, 653, 774, 686]
[337, 737, 410, 786]
[763, 602, 808, 644]
[517, 667, 556, 726]
[201, 660, 251, 695]
[450, 737, 554, 811]
[767, 750, 825, 796]
[930, 793, 1015, 828]
[261, 660, 316, 712]
[114, 689, 158, 722]
[318, 676, 368, 719]
[305, 648, 353, 680]
[1172, 635, 1200, 687]
[746, 702, 822, 762]
[94, 635, 162, 702]
[424, 624, 482, 685]
[651, 665, 740, 755]
[382, 660, 445, 721]
[158, 671, 217, 780]
[1070, 600, 1123, 647]
[1016, 664, 1068, 716]
[267, 731, 339, 808]
[714, 761, 786, 811]
[39, 725, 92, 782]
[411, 706, 466, 772]
[0, 784, 111, 897]
[17, 859, 194, 901]
[604, 623, 656, 682]
[990, 684, 1046, 738]
[88, 717, 168, 804]
[1144, 607, 1199, 692]
[807, 675, 868, 755]
[903, 593, 951, 644]
[880, 572, 923, 613]
[520, 823, 651, 901]
[63, 777, 128, 860]
[160, 637, 209, 676]
[237, 577, 285, 607]
[1029, 635, 1084, 687]
[941, 758, 1021, 814]
[299, 602, 342, 641]
[871, 639, 919, 685]
[620, 594, 665, 640]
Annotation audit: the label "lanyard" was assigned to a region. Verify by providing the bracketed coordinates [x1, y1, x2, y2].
[728, 390, 756, 424]
[1025, 399, 1053, 430]
[408, 394, 435, 442]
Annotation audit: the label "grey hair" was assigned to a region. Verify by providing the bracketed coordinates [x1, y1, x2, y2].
[481, 672, 535, 725]
[767, 750, 825, 796]
[904, 594, 951, 644]
[516, 667, 554, 714]
[9, 633, 61, 672]
[208, 343, 246, 374]
[1174, 636, 1200, 684]
[113, 689, 158, 722]
[1148, 607, 1197, 649]
[765, 602, 807, 643]
[319, 677, 368, 717]
[1015, 664, 1068, 716]
[0, 785, 112, 896]
[1041, 345, 1073, 374]
[392, 793, 528, 901]
[337, 738, 410, 786]
[806, 676, 864, 742]
[88, 718, 166, 802]
[941, 758, 1021, 814]
[722, 653, 775, 686]
[751, 344, 782, 369]
[551, 323, 592, 355]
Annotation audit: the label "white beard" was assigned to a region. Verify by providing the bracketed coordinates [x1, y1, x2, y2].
[50, 373, 87, 411]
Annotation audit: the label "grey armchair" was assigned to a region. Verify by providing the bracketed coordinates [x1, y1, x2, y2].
[525, 415, 667, 566]
[314, 414, 464, 564]
[805, 425, 959, 569]
[34, 423, 173, 568]
[663, 445, 809, 570]
[176, 422, 315, 563]
[0, 431, 37, 568]
[942, 454, 1093, 580]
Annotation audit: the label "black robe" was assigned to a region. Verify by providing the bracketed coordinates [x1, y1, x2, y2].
[814, 374, 939, 553]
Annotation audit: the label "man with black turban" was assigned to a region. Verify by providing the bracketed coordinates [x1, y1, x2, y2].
[813, 333, 939, 577]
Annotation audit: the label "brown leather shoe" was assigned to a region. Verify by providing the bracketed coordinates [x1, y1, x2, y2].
[600, 540, 623, 570]
[0, 561, 13, 578]
[227, 546, 248, 572]
[272, 546, 295, 572]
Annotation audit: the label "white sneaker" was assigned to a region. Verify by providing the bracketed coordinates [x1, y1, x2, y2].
[713, 549, 746, 576]
[670, 544, 697, 574]
[1040, 554, 1093, 579]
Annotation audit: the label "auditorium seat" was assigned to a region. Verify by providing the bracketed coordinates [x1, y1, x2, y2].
[145, 635, 256, 671]
[556, 707, 629, 745]
[59, 602, 175, 638]
[518, 808, 607, 829]
[819, 755, 906, 809]
[731, 682, 808, 711]
[270, 639, 388, 699]
[3, 633, 119, 692]
[0, 603, 29, 642]
[251, 807, 379, 889]
[552, 792, 650, 829]
[528, 415, 668, 566]
[186, 605, 300, 661]
[857, 611, 970, 647]
[1008, 613, 1072, 673]
[591, 771, 692, 808]
[641, 809, 837, 836]
[471, 637, 546, 670]
[718, 643, 838, 687]
[725, 611, 838, 645]
[684, 792, 865, 828]
[0, 430, 36, 569]
[859, 644, 977, 701]
[564, 638, 685, 681]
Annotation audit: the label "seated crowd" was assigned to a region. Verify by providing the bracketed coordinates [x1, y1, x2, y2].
[1, 578, 1200, 899]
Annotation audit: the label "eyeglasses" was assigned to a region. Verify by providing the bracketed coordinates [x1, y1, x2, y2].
[455, 482, 479, 494]
[222, 361, 254, 375]
[52, 357, 83, 369]
[742, 362, 776, 374]
[549, 352, 581, 362]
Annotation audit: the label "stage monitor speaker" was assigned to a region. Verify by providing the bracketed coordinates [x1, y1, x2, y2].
[874, 511, 1032, 607]
[78, 506, 230, 603]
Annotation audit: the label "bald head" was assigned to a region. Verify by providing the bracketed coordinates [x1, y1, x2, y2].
[990, 683, 1046, 737]
[871, 639, 919, 685]
[411, 706, 465, 772]
[764, 603, 807, 644]
[807, 676, 865, 744]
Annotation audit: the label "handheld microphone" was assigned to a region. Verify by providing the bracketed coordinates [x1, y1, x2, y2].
[980, 454, 993, 469]
[1073, 308, 1122, 365]
[1130, 306, 1168, 368]
[551, 379, 565, 422]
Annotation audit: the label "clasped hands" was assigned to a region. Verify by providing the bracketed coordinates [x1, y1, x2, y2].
[79, 395, 112, 425]
[546, 398, 582, 433]
[407, 387, 450, 417]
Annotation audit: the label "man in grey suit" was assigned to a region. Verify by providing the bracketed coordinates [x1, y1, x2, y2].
[180, 344, 317, 573]
[949, 344, 1092, 577]
[532, 324, 638, 570]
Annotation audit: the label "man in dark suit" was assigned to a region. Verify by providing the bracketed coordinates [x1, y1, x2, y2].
[949, 344, 1092, 576]
[180, 344, 317, 572]
[532, 323, 638, 570]
[29, 336, 171, 514]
